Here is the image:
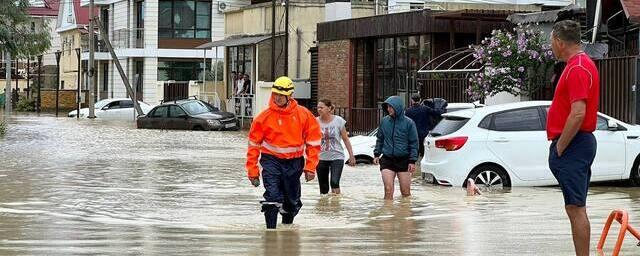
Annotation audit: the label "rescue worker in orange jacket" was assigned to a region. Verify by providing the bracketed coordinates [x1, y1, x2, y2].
[246, 76, 322, 229]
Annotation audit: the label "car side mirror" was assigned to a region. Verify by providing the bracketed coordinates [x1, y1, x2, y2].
[608, 120, 619, 131]
[101, 106, 109, 111]
[177, 114, 188, 119]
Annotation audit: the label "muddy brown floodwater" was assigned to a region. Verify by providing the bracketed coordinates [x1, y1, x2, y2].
[1, 114, 640, 255]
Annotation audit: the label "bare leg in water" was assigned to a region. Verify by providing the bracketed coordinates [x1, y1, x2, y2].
[466, 178, 482, 196]
[397, 172, 412, 197]
[381, 169, 396, 200]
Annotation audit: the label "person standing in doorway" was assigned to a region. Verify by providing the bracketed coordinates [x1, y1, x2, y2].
[236, 72, 246, 96]
[405, 93, 444, 156]
[242, 74, 253, 116]
[242, 74, 252, 95]
[547, 20, 599, 256]
[373, 96, 419, 200]
[231, 71, 238, 95]
[316, 99, 356, 195]
[246, 76, 322, 229]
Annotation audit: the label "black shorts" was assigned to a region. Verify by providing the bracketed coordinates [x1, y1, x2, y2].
[380, 155, 410, 173]
[548, 132, 597, 207]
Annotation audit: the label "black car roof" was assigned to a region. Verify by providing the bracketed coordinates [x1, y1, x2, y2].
[160, 99, 199, 105]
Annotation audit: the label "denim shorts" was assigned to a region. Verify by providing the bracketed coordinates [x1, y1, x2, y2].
[548, 132, 597, 207]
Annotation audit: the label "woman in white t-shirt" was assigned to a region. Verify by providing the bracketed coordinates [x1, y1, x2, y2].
[316, 99, 356, 195]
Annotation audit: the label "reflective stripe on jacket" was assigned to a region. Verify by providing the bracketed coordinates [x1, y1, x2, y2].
[246, 96, 322, 178]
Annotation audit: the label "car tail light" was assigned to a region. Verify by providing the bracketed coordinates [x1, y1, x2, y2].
[435, 136, 468, 151]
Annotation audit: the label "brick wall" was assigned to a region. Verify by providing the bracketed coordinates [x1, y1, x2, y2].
[318, 40, 351, 109]
[41, 89, 89, 111]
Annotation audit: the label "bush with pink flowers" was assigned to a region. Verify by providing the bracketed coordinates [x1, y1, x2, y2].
[467, 24, 556, 100]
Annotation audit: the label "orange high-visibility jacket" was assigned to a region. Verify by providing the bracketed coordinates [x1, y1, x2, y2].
[246, 97, 322, 178]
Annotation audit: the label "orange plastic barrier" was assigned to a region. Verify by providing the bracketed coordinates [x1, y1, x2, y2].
[597, 209, 640, 256]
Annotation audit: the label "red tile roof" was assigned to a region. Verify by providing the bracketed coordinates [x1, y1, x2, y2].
[620, 0, 640, 23]
[73, 0, 94, 25]
[28, 0, 60, 17]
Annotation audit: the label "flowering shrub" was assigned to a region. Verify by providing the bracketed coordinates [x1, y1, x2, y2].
[467, 24, 555, 100]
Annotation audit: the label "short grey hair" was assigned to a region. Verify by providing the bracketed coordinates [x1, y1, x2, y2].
[552, 20, 581, 44]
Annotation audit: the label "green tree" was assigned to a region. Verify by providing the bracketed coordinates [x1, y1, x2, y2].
[1, 0, 51, 111]
[0, 0, 51, 57]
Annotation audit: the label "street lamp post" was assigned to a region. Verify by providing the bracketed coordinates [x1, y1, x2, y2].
[4, 51, 11, 112]
[14, 59, 19, 107]
[37, 55, 42, 113]
[75, 48, 81, 119]
[54, 50, 61, 117]
[26, 58, 30, 99]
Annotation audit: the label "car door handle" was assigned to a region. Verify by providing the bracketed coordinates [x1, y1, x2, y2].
[628, 136, 639, 140]
[493, 138, 509, 143]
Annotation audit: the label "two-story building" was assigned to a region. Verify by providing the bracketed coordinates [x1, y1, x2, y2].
[1, 0, 61, 101]
[29, 0, 62, 89]
[56, 0, 93, 93]
[75, 0, 249, 106]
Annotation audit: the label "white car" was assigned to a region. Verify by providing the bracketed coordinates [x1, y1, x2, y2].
[421, 101, 640, 188]
[344, 102, 483, 164]
[68, 98, 154, 120]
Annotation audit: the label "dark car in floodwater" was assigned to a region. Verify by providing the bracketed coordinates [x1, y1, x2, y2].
[137, 99, 239, 131]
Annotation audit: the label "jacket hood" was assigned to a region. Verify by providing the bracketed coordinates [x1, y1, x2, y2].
[382, 96, 405, 118]
[268, 95, 299, 114]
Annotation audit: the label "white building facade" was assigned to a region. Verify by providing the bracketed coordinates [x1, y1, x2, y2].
[82, 0, 250, 105]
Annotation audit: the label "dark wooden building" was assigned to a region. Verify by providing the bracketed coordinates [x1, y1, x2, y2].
[315, 9, 514, 133]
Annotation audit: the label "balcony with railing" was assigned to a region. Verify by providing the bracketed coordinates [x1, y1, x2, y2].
[81, 28, 145, 52]
[112, 28, 145, 49]
[80, 34, 108, 53]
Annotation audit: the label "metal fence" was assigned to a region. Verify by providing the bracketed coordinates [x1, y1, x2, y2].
[419, 78, 471, 103]
[334, 107, 382, 135]
[532, 56, 639, 124]
[595, 56, 638, 124]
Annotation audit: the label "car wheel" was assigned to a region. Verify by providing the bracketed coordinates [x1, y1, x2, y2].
[630, 156, 640, 186]
[467, 164, 511, 188]
[354, 156, 373, 165]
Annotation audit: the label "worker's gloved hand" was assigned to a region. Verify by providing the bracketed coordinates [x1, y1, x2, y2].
[304, 170, 315, 182]
[249, 177, 261, 187]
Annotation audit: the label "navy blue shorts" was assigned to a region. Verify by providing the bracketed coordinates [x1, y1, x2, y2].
[548, 132, 597, 207]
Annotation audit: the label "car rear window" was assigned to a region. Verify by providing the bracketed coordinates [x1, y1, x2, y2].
[429, 116, 469, 137]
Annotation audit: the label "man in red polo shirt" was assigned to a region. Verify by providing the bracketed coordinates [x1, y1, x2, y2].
[547, 20, 599, 256]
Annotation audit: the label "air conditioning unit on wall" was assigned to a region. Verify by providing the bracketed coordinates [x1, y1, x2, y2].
[217, 2, 227, 13]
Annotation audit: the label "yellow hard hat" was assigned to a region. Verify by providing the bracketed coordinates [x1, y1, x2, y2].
[272, 76, 294, 96]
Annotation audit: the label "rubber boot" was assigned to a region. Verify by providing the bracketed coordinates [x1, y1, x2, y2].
[262, 204, 279, 229]
[282, 214, 294, 225]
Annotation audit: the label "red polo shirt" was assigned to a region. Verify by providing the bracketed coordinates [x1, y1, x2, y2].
[546, 52, 600, 140]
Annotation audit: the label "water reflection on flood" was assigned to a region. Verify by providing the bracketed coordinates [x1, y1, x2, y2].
[1, 114, 640, 255]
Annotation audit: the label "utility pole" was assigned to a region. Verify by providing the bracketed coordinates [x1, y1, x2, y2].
[4, 51, 11, 112]
[88, 0, 96, 118]
[95, 18, 143, 116]
[271, 0, 276, 81]
[75, 48, 81, 119]
[55, 50, 61, 117]
[284, 0, 289, 77]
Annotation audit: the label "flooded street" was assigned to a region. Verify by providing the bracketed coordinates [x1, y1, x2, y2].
[1, 114, 640, 255]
